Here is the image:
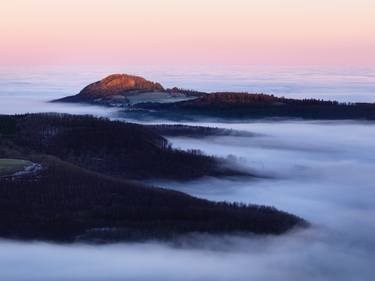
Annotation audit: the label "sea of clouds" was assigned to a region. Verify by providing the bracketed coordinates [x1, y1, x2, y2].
[1, 65, 374, 105]
[0, 66, 374, 280]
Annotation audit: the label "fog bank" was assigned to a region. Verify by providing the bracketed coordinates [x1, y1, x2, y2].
[0, 121, 374, 281]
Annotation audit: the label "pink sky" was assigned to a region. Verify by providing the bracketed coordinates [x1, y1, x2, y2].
[0, 0, 374, 65]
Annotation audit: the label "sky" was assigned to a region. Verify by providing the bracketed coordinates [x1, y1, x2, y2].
[0, 0, 374, 66]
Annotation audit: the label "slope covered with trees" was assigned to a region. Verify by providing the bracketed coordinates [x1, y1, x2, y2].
[0, 156, 306, 242]
[0, 113, 245, 180]
[134, 92, 375, 120]
[0, 114, 307, 242]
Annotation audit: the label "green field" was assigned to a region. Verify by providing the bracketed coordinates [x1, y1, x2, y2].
[0, 159, 32, 176]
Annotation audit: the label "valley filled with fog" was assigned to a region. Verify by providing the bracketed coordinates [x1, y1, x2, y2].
[1, 120, 374, 281]
[0, 66, 374, 281]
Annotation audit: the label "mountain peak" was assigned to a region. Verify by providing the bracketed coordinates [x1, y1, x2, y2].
[79, 73, 165, 98]
[53, 73, 206, 105]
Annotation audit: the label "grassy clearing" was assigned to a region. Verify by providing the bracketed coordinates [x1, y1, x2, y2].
[0, 159, 32, 176]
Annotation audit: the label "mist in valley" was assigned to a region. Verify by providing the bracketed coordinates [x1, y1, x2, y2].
[1, 66, 374, 280]
[0, 120, 374, 281]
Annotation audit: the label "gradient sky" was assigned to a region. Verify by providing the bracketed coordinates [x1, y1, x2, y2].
[0, 0, 374, 65]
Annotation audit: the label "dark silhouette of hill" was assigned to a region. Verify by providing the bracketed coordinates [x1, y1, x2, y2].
[0, 114, 307, 242]
[0, 113, 246, 180]
[134, 92, 375, 120]
[0, 156, 306, 242]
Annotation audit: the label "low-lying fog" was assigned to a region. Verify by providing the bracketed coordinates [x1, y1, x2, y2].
[1, 120, 374, 281]
[1, 66, 374, 280]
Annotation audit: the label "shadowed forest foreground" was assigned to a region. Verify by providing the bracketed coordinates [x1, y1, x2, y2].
[0, 114, 306, 243]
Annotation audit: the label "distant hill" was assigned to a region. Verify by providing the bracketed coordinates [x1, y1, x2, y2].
[54, 74, 205, 106]
[55, 74, 375, 120]
[72, 74, 164, 98]
[133, 92, 375, 120]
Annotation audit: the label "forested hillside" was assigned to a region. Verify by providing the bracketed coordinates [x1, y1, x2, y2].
[0, 114, 246, 180]
[134, 92, 375, 120]
[0, 114, 306, 242]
